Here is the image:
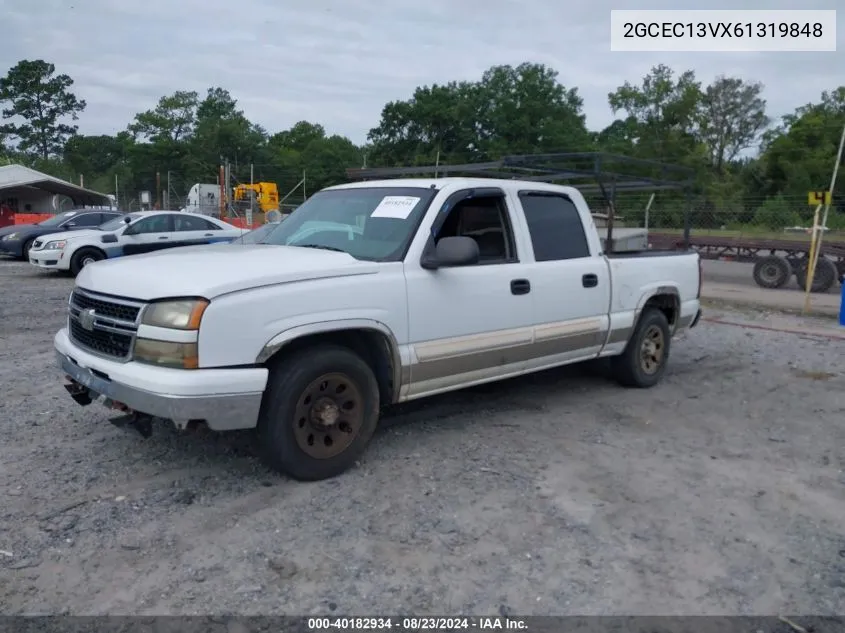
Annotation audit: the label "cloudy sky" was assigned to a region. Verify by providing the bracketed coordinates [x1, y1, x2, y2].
[2, 0, 842, 145]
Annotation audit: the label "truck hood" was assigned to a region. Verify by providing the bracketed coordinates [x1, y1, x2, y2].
[75, 244, 380, 300]
[36, 228, 104, 243]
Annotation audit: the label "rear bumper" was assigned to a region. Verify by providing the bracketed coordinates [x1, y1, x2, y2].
[676, 300, 702, 331]
[55, 328, 268, 431]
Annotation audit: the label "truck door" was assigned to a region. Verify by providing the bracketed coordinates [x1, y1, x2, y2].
[513, 190, 612, 365]
[404, 188, 534, 397]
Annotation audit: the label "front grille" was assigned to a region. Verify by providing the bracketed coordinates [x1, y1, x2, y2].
[68, 289, 145, 361]
[69, 319, 133, 358]
[71, 290, 141, 322]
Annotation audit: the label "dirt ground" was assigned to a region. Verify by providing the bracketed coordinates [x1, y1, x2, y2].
[1, 258, 844, 616]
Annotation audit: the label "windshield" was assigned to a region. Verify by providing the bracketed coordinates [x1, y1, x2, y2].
[232, 222, 281, 244]
[259, 187, 436, 261]
[38, 211, 78, 227]
[98, 213, 137, 231]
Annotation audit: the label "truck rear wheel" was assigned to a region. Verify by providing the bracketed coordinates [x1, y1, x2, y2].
[612, 308, 671, 388]
[752, 255, 791, 289]
[257, 344, 380, 481]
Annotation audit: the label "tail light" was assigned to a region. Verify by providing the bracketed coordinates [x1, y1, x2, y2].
[697, 255, 703, 298]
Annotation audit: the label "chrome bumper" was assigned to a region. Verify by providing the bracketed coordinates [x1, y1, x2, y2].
[57, 350, 264, 431]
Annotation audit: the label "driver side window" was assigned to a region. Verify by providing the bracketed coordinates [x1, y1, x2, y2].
[434, 195, 517, 264]
[126, 215, 173, 235]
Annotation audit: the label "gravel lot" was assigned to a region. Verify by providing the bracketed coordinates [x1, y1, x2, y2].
[1, 257, 844, 616]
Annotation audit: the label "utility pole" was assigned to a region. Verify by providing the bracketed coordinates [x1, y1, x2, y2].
[302, 169, 306, 202]
[166, 171, 171, 209]
[155, 171, 161, 210]
[114, 174, 119, 209]
[247, 163, 254, 227]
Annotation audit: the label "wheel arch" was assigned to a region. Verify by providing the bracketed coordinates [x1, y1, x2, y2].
[256, 319, 404, 406]
[634, 285, 680, 333]
[71, 243, 106, 259]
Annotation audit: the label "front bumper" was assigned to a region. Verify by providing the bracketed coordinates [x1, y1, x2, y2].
[55, 328, 268, 431]
[29, 248, 65, 269]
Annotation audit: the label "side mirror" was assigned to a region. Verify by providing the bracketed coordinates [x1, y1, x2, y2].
[420, 236, 479, 270]
[101, 233, 118, 244]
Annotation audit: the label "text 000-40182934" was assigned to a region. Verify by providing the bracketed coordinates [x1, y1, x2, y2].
[609, 9, 836, 52]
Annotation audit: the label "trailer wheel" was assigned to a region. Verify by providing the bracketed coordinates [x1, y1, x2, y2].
[752, 255, 791, 289]
[796, 257, 837, 293]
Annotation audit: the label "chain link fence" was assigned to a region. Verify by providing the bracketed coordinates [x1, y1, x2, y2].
[582, 194, 845, 241]
[117, 165, 844, 241]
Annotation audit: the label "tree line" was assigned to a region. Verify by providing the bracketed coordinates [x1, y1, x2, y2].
[1, 59, 843, 229]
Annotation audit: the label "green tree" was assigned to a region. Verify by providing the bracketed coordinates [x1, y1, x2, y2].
[607, 64, 703, 165]
[128, 90, 198, 143]
[64, 133, 130, 176]
[475, 63, 592, 156]
[367, 62, 591, 167]
[270, 121, 327, 153]
[697, 76, 769, 174]
[188, 87, 268, 182]
[301, 134, 362, 191]
[367, 81, 482, 167]
[758, 87, 845, 201]
[753, 195, 802, 229]
[0, 59, 86, 160]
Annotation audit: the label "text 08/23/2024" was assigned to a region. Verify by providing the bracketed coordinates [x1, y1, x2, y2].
[610, 9, 837, 52]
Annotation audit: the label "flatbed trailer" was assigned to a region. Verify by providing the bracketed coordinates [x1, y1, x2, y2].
[649, 232, 845, 293]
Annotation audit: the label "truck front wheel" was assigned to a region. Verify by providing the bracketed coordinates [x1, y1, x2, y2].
[612, 308, 671, 388]
[257, 345, 380, 481]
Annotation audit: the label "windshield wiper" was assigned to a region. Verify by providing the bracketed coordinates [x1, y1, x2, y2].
[295, 243, 347, 253]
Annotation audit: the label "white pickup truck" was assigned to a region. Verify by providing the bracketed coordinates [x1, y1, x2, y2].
[55, 178, 702, 481]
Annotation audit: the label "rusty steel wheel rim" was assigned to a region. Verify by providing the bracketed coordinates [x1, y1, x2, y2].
[292, 372, 364, 459]
[640, 325, 665, 375]
[760, 263, 782, 284]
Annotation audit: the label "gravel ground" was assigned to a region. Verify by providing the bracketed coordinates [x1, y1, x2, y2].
[1, 257, 844, 616]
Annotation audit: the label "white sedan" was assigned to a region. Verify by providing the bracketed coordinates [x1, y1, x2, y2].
[29, 211, 244, 275]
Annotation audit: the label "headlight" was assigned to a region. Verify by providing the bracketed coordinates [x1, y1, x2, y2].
[134, 339, 198, 369]
[44, 240, 66, 250]
[3, 233, 19, 241]
[141, 298, 209, 330]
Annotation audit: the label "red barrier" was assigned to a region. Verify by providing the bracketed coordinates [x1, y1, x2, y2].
[226, 217, 262, 230]
[7, 212, 263, 230]
[15, 213, 53, 225]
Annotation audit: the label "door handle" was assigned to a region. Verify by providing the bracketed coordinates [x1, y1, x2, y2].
[158, 236, 169, 240]
[204, 233, 214, 237]
[582, 274, 598, 288]
[510, 279, 531, 295]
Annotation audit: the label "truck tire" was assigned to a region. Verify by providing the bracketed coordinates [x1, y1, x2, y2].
[752, 255, 791, 289]
[611, 308, 671, 389]
[796, 257, 837, 293]
[69, 248, 104, 276]
[257, 344, 380, 481]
